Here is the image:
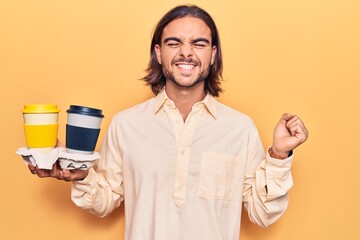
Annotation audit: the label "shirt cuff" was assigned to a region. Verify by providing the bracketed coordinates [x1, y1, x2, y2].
[71, 168, 98, 205]
[265, 147, 294, 198]
[266, 147, 293, 165]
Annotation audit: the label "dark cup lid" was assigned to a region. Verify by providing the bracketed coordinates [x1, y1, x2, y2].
[66, 105, 104, 118]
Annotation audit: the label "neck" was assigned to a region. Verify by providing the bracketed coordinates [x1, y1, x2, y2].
[165, 81, 205, 121]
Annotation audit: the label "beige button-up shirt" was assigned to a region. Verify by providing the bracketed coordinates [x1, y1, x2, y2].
[72, 88, 293, 240]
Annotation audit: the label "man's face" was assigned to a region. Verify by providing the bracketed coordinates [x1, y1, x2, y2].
[155, 16, 217, 89]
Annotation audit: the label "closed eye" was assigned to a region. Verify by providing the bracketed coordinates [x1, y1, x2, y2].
[163, 37, 211, 49]
[167, 42, 181, 47]
[193, 43, 207, 48]
[164, 37, 181, 48]
[191, 38, 210, 49]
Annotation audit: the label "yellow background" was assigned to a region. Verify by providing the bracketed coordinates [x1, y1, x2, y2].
[1, 0, 359, 239]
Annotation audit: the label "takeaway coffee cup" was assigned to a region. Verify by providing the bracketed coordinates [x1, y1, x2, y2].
[66, 105, 104, 154]
[22, 104, 60, 153]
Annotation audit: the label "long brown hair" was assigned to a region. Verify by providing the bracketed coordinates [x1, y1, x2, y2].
[142, 5, 223, 96]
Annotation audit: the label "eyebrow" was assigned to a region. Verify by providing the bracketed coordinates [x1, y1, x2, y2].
[163, 37, 211, 44]
[164, 37, 181, 43]
[191, 38, 210, 44]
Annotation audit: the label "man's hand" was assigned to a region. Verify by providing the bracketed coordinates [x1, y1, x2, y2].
[28, 161, 89, 181]
[271, 113, 308, 159]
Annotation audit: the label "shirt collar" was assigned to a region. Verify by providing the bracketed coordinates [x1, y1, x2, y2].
[155, 88, 171, 113]
[201, 93, 218, 119]
[154, 88, 218, 119]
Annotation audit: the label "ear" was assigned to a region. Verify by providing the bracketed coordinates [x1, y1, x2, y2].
[211, 46, 217, 65]
[155, 44, 162, 64]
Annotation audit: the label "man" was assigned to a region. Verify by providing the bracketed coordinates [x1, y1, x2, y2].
[29, 5, 308, 240]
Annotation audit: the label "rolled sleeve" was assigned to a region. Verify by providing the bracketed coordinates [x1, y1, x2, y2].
[265, 147, 294, 199]
[243, 126, 295, 228]
[70, 115, 124, 218]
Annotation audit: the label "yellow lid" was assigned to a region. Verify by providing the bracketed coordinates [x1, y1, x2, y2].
[22, 104, 60, 113]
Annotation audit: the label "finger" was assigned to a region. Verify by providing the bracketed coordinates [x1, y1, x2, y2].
[49, 166, 60, 178]
[28, 162, 35, 170]
[287, 118, 308, 137]
[288, 124, 301, 137]
[289, 124, 308, 142]
[28, 163, 37, 175]
[285, 115, 300, 127]
[47, 161, 61, 179]
[58, 169, 76, 182]
[280, 113, 294, 123]
[36, 167, 51, 178]
[54, 168, 66, 181]
[286, 117, 302, 129]
[62, 169, 71, 181]
[297, 124, 309, 142]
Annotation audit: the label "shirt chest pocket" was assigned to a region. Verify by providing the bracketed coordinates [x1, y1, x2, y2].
[198, 152, 240, 200]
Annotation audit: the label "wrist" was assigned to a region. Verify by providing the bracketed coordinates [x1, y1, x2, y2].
[268, 147, 290, 159]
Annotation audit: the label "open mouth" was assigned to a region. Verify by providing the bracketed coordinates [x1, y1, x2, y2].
[172, 58, 200, 75]
[176, 63, 196, 71]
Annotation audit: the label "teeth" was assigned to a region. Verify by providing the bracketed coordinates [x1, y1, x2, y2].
[178, 64, 195, 70]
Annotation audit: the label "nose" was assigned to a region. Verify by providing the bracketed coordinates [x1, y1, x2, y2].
[179, 42, 193, 58]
